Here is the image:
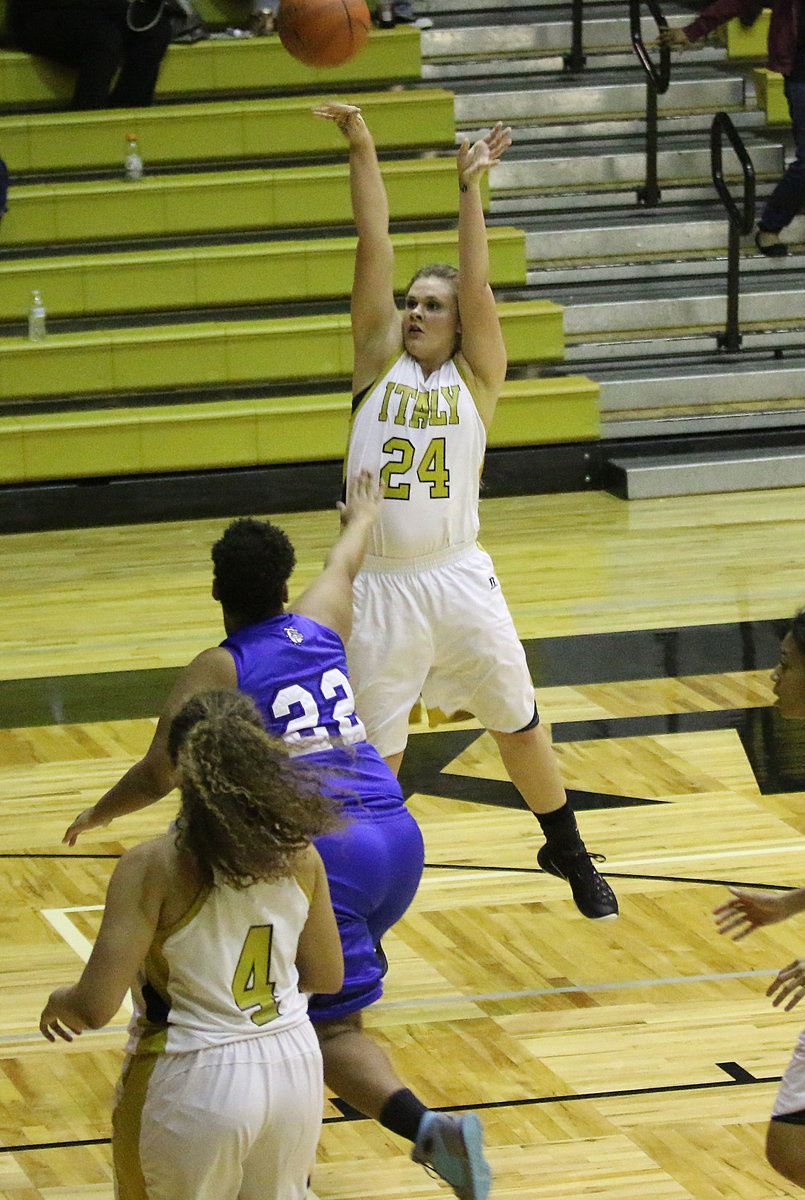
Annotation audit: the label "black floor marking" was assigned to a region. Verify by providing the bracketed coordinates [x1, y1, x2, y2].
[5, 617, 805, 803]
[2, 1070, 781, 1150]
[0, 667, 178, 730]
[330, 1098, 365, 1120]
[322, 1070, 783, 1124]
[523, 621, 785, 688]
[0, 1136, 111, 1155]
[0, 853, 120, 860]
[0, 854, 795, 892]
[0, 618, 785, 730]
[718, 1061, 759, 1083]
[423, 862, 798, 890]
[398, 728, 659, 810]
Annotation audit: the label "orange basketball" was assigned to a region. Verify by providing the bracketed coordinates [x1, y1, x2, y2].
[277, 0, 371, 68]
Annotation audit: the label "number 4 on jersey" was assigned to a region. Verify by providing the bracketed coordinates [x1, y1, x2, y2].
[232, 924, 280, 1026]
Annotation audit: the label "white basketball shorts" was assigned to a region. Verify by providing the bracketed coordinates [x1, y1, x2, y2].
[113, 1020, 323, 1200]
[773, 1027, 805, 1119]
[347, 543, 537, 759]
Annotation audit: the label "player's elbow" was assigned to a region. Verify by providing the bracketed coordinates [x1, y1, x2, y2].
[299, 958, 344, 995]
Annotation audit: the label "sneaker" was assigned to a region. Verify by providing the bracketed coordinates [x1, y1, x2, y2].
[537, 844, 619, 920]
[754, 228, 787, 257]
[412, 1112, 491, 1200]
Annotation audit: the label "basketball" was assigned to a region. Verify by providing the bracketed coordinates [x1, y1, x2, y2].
[277, 0, 371, 68]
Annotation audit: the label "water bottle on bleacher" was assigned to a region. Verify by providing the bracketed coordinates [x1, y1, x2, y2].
[28, 290, 46, 342]
[124, 134, 144, 181]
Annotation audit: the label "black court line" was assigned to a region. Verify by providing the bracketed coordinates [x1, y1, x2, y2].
[423, 862, 799, 890]
[0, 854, 791, 892]
[327, 1068, 783, 1123]
[0, 853, 121, 859]
[0, 1136, 111, 1154]
[0, 1070, 784, 1150]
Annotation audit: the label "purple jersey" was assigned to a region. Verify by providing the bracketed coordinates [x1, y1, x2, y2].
[222, 610, 423, 1022]
[221, 613, 404, 815]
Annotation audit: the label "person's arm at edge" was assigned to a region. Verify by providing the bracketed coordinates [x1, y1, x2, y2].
[660, 0, 752, 45]
[63, 646, 238, 845]
[714, 885, 805, 940]
[39, 838, 169, 1039]
[292, 470, 383, 643]
[295, 846, 344, 995]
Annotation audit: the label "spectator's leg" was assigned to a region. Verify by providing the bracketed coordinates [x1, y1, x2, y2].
[113, 7, 173, 107]
[8, 2, 122, 109]
[758, 77, 805, 241]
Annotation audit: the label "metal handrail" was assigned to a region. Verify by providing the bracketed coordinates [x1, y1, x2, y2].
[630, 0, 670, 206]
[564, 0, 586, 72]
[711, 111, 755, 352]
[630, 0, 670, 92]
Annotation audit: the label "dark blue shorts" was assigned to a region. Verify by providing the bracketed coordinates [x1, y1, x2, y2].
[307, 804, 425, 1023]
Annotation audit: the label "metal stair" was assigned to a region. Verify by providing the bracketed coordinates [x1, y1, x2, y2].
[416, 0, 805, 489]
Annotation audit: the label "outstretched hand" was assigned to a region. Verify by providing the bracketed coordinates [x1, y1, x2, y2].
[63, 805, 108, 847]
[714, 887, 794, 941]
[312, 101, 370, 145]
[457, 121, 512, 189]
[769, 959, 805, 1011]
[336, 469, 384, 529]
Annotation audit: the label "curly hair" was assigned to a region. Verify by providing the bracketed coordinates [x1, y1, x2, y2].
[791, 609, 805, 659]
[211, 518, 296, 624]
[168, 691, 340, 890]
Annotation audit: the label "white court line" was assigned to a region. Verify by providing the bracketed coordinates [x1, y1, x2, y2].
[41, 905, 132, 1015]
[3, 966, 779, 1047]
[374, 967, 776, 1011]
[41, 906, 101, 963]
[609, 844, 805, 869]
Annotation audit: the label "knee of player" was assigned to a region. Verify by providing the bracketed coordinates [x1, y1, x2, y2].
[312, 1011, 365, 1045]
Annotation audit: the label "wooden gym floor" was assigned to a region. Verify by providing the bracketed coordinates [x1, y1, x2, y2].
[4, 485, 805, 1199]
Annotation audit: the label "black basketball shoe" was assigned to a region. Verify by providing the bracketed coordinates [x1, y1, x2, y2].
[537, 844, 618, 920]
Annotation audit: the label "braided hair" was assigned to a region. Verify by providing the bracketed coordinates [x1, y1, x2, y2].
[168, 691, 340, 889]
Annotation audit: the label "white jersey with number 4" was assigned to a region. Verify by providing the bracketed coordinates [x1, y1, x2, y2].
[125, 871, 311, 1056]
[347, 352, 486, 562]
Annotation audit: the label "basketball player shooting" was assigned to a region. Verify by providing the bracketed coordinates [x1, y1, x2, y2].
[313, 100, 618, 922]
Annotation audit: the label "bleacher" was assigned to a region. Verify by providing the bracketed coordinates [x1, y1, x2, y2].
[0, 0, 600, 530]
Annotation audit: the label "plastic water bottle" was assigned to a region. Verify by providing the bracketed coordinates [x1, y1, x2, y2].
[124, 133, 143, 181]
[28, 289, 46, 342]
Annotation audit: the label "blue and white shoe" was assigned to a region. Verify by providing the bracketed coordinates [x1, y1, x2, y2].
[412, 1111, 492, 1200]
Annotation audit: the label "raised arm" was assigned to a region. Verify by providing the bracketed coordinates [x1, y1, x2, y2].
[455, 122, 512, 429]
[62, 646, 237, 845]
[313, 102, 400, 392]
[293, 470, 383, 642]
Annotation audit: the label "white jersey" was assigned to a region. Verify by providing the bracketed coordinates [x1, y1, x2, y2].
[126, 870, 311, 1055]
[347, 352, 487, 563]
